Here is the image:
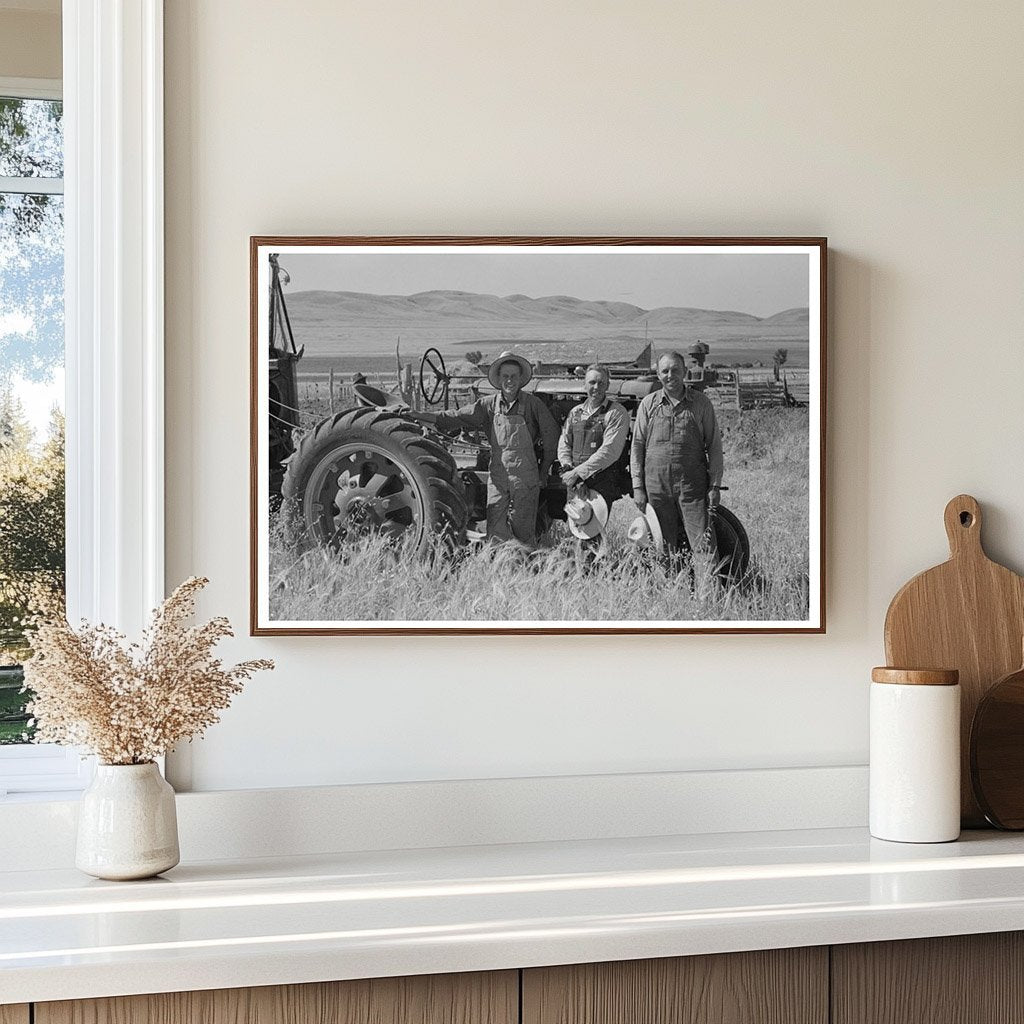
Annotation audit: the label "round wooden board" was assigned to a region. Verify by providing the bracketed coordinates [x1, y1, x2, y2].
[971, 663, 1024, 829]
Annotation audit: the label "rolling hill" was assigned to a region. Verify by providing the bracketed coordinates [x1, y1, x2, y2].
[287, 289, 805, 329]
[283, 289, 812, 363]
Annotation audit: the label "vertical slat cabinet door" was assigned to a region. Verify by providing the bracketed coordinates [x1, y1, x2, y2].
[0, 1007, 30, 1024]
[522, 949, 828, 1024]
[832, 933, 1024, 1024]
[35, 971, 519, 1024]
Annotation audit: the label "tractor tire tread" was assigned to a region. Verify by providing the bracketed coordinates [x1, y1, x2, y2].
[282, 408, 468, 554]
[428, 478, 470, 529]
[406, 435, 458, 472]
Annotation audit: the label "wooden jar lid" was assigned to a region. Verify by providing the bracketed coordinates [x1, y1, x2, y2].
[871, 667, 960, 686]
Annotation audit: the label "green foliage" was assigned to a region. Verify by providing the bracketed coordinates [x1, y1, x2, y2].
[0, 395, 64, 743]
[0, 393, 65, 662]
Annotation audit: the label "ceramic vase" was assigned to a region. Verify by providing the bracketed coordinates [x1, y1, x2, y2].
[76, 762, 180, 880]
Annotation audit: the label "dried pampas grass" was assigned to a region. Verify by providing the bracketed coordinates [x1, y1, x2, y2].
[23, 577, 273, 765]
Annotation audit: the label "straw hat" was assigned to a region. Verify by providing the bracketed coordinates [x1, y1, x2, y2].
[626, 503, 664, 553]
[565, 487, 609, 540]
[487, 351, 534, 389]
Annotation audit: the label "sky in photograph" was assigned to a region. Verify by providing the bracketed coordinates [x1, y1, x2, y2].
[279, 250, 811, 319]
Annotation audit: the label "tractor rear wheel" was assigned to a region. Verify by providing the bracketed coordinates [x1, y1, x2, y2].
[281, 408, 468, 555]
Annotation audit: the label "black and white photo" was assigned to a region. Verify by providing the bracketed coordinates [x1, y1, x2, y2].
[250, 237, 825, 634]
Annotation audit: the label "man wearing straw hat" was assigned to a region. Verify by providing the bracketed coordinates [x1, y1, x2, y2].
[630, 351, 723, 561]
[409, 351, 559, 547]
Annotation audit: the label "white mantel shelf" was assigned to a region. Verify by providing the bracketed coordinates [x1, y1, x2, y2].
[4, 826, 1024, 1004]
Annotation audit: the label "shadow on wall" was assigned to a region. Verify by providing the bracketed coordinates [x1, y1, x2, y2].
[827, 248, 873, 637]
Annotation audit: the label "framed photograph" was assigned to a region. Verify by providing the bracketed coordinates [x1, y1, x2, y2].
[250, 236, 826, 635]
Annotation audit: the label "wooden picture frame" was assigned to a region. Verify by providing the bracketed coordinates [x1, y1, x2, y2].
[250, 236, 826, 635]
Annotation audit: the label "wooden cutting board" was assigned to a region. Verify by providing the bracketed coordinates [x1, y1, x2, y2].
[884, 494, 1024, 826]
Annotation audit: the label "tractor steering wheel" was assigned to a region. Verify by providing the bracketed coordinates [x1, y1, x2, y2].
[419, 347, 450, 407]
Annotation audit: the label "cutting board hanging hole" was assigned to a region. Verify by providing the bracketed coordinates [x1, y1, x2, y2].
[944, 494, 982, 555]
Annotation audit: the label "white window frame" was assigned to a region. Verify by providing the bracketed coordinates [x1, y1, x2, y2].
[0, 0, 164, 797]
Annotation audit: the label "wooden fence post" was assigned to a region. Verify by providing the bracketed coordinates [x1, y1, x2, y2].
[329, 367, 335, 413]
[403, 362, 417, 411]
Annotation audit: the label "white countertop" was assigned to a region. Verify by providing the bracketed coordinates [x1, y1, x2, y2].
[4, 826, 1024, 1005]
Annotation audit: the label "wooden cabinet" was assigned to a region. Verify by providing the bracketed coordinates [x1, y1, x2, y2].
[13, 932, 1024, 1024]
[522, 948, 828, 1024]
[832, 932, 1024, 1024]
[34, 972, 517, 1024]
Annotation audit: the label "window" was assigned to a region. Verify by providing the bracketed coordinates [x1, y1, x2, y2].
[0, 80, 82, 795]
[0, 91, 65, 707]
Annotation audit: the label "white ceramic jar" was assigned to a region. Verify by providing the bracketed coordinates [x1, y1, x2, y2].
[76, 762, 180, 880]
[870, 667, 961, 843]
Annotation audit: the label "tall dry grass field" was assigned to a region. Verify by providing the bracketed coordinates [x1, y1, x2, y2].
[267, 407, 810, 624]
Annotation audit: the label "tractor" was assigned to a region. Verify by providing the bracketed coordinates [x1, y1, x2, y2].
[266, 256, 750, 578]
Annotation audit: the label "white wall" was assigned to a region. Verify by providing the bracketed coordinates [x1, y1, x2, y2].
[163, 1, 1024, 792]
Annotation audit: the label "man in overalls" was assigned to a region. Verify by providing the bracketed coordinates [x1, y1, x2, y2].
[558, 364, 630, 510]
[411, 351, 559, 546]
[630, 351, 723, 561]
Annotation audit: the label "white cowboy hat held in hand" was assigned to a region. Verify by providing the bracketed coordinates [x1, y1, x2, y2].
[626, 503, 665, 554]
[565, 487, 609, 540]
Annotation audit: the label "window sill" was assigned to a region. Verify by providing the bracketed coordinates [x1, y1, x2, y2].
[0, 790, 84, 804]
